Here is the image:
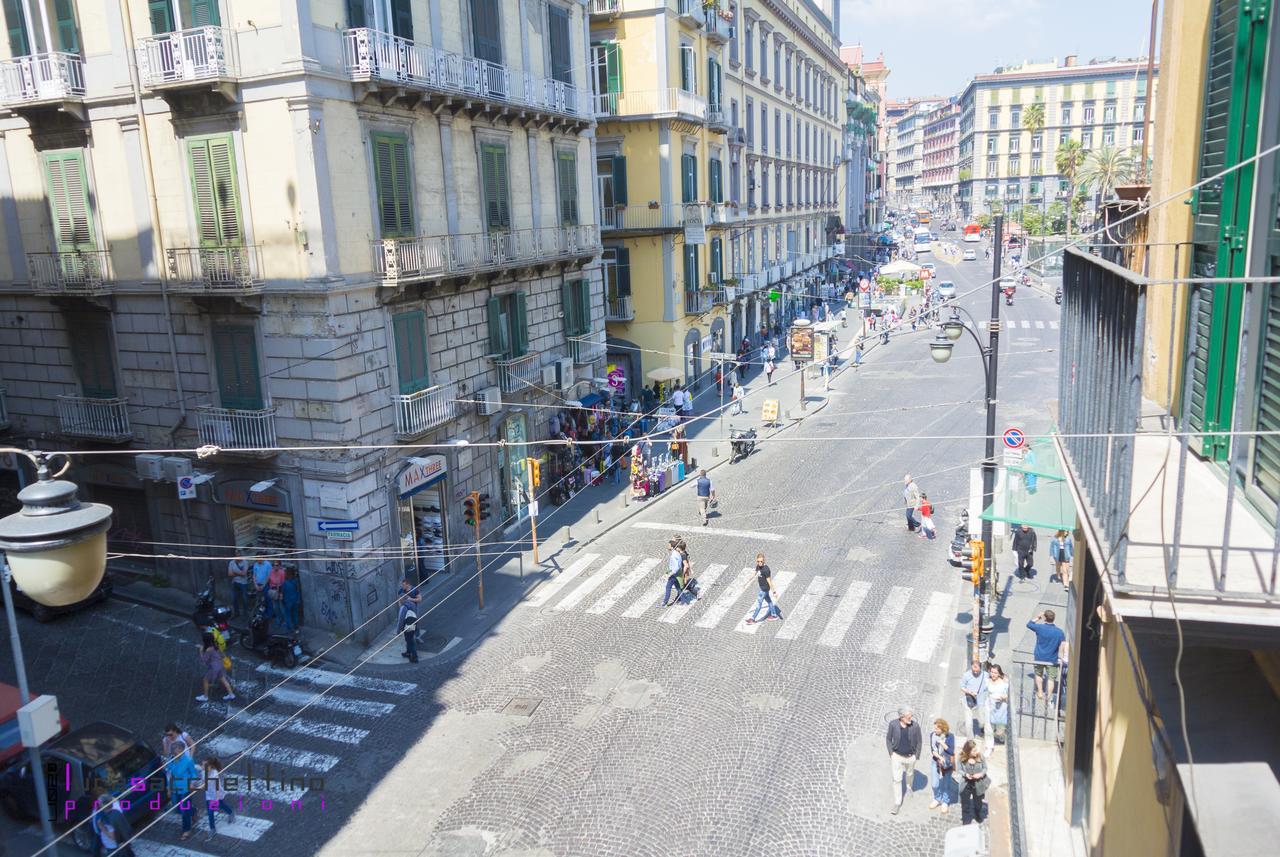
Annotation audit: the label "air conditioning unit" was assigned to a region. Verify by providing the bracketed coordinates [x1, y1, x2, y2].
[476, 386, 502, 416]
[556, 357, 575, 392]
[136, 453, 164, 481]
[541, 365, 558, 387]
[162, 456, 193, 482]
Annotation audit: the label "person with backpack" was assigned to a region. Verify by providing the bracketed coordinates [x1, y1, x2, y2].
[397, 577, 422, 663]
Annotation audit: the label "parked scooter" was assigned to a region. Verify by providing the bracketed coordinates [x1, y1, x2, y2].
[193, 575, 235, 647]
[240, 598, 307, 668]
[729, 426, 757, 463]
[948, 510, 971, 568]
[1054, 287, 1062, 305]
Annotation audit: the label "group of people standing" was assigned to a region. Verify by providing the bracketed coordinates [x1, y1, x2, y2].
[226, 553, 302, 631]
[886, 707, 991, 825]
[902, 474, 937, 540]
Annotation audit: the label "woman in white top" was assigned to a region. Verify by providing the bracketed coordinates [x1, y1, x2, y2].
[985, 664, 1010, 754]
[203, 756, 237, 835]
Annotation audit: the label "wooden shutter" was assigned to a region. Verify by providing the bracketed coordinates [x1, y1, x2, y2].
[561, 279, 577, 337]
[372, 133, 414, 238]
[707, 58, 720, 109]
[481, 143, 510, 231]
[43, 150, 94, 253]
[710, 158, 722, 203]
[471, 0, 502, 64]
[188, 136, 242, 247]
[612, 155, 628, 205]
[486, 295, 506, 355]
[512, 292, 528, 356]
[684, 244, 697, 291]
[681, 154, 697, 203]
[1252, 286, 1280, 504]
[710, 239, 722, 282]
[392, 311, 430, 394]
[547, 4, 571, 84]
[345, 0, 366, 28]
[577, 279, 591, 335]
[70, 317, 116, 399]
[188, 0, 221, 27]
[615, 247, 631, 296]
[556, 150, 578, 226]
[211, 324, 264, 410]
[604, 42, 622, 94]
[4, 0, 29, 55]
[389, 0, 412, 40]
[52, 0, 77, 52]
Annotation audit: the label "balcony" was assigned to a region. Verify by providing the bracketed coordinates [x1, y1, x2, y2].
[604, 295, 634, 321]
[709, 284, 735, 305]
[677, 0, 704, 27]
[195, 405, 278, 453]
[706, 106, 729, 134]
[0, 52, 84, 114]
[494, 352, 540, 394]
[343, 28, 586, 129]
[0, 387, 9, 430]
[27, 251, 114, 295]
[56, 396, 131, 443]
[136, 27, 239, 98]
[705, 203, 742, 226]
[684, 289, 714, 315]
[601, 203, 701, 234]
[589, 0, 621, 17]
[374, 224, 599, 286]
[165, 245, 263, 293]
[391, 383, 457, 440]
[594, 87, 706, 124]
[568, 332, 607, 365]
[705, 10, 731, 44]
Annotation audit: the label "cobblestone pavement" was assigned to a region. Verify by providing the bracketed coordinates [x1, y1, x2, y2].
[0, 253, 1063, 856]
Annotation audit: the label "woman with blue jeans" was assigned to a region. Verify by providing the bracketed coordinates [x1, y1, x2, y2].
[928, 718, 956, 813]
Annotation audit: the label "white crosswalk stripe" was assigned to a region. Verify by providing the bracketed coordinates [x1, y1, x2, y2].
[1050, 320, 1060, 329]
[204, 735, 340, 772]
[775, 576, 833, 641]
[157, 810, 275, 842]
[1034, 320, 1045, 329]
[133, 841, 220, 857]
[818, 580, 872, 648]
[695, 567, 756, 629]
[660, 564, 727, 623]
[1020, 319, 1031, 329]
[621, 573, 673, 618]
[554, 555, 630, 611]
[254, 664, 416, 696]
[737, 571, 796, 634]
[524, 553, 600, 608]
[233, 710, 370, 745]
[265, 686, 396, 717]
[587, 557, 658, 614]
[863, 586, 912, 655]
[905, 592, 956, 663]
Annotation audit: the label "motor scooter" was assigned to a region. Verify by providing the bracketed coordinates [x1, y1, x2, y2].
[193, 575, 235, 646]
[948, 510, 971, 568]
[240, 598, 308, 668]
[1003, 287, 1015, 307]
[729, 426, 757, 463]
[1054, 287, 1062, 305]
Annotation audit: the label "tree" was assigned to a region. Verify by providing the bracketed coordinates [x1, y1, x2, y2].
[1077, 145, 1138, 202]
[1045, 201, 1067, 233]
[1054, 139, 1087, 236]
[1022, 103, 1046, 137]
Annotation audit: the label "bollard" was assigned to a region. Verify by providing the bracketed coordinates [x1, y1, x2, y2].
[596, 509, 602, 524]
[713, 446, 719, 457]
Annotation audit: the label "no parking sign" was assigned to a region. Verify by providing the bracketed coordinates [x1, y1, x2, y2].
[1002, 427, 1026, 450]
[177, 475, 196, 500]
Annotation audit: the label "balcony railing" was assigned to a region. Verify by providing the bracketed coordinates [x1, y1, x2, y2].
[605, 295, 634, 321]
[684, 289, 714, 315]
[27, 251, 114, 294]
[589, 0, 621, 15]
[706, 107, 729, 132]
[375, 224, 599, 285]
[677, 0, 703, 26]
[195, 405, 277, 451]
[601, 203, 697, 231]
[56, 396, 131, 442]
[392, 383, 457, 440]
[0, 52, 84, 105]
[494, 352, 540, 394]
[705, 10, 731, 43]
[136, 26, 239, 88]
[343, 28, 584, 121]
[0, 387, 9, 430]
[594, 87, 707, 121]
[568, 332, 606, 365]
[165, 245, 264, 292]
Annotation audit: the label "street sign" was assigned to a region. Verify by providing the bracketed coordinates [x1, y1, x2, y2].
[177, 475, 196, 500]
[761, 400, 779, 422]
[708, 351, 738, 362]
[527, 501, 540, 518]
[324, 530, 354, 541]
[1002, 427, 1026, 450]
[318, 520, 360, 532]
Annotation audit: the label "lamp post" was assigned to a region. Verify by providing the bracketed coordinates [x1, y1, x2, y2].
[927, 215, 1004, 657]
[0, 451, 113, 857]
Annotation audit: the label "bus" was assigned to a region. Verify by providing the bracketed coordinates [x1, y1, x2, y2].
[913, 228, 932, 254]
[915, 209, 931, 226]
[962, 223, 982, 243]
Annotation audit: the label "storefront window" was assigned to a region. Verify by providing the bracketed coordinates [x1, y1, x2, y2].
[217, 480, 296, 554]
[395, 456, 449, 584]
[503, 415, 529, 518]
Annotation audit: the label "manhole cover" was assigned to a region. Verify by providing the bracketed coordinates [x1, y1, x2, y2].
[502, 697, 542, 717]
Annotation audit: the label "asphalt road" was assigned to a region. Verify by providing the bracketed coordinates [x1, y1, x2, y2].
[0, 243, 1064, 857]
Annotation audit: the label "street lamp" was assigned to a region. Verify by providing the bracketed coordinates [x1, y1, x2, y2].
[929, 331, 955, 363]
[0, 451, 112, 857]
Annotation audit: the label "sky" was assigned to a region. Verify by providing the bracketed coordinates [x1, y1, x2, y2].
[839, 0, 1156, 100]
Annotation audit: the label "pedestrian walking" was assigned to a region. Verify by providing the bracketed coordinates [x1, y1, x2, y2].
[744, 553, 782, 624]
[91, 791, 135, 857]
[202, 756, 236, 838]
[226, 553, 249, 618]
[928, 718, 956, 814]
[984, 664, 1009, 754]
[681, 385, 694, 420]
[917, 493, 936, 540]
[959, 660, 989, 738]
[854, 343, 863, 368]
[163, 723, 194, 760]
[1027, 610, 1067, 701]
[695, 468, 715, 526]
[661, 537, 684, 607]
[675, 538, 700, 601]
[1049, 529, 1074, 590]
[731, 381, 746, 415]
[902, 474, 922, 533]
[765, 358, 776, 385]
[670, 384, 685, 413]
[766, 342, 776, 362]
[167, 743, 200, 841]
[195, 633, 236, 703]
[397, 577, 422, 663]
[958, 740, 990, 824]
[886, 706, 922, 815]
[1012, 523, 1037, 579]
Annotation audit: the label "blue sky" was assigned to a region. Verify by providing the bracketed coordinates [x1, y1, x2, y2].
[839, 0, 1156, 99]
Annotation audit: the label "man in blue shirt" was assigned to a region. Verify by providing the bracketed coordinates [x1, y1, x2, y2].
[1026, 610, 1067, 701]
[695, 469, 715, 526]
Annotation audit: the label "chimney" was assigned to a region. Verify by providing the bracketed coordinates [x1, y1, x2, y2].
[1065, 55, 1078, 67]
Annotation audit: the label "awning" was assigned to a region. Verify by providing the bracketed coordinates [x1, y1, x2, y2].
[576, 392, 605, 409]
[980, 440, 1077, 532]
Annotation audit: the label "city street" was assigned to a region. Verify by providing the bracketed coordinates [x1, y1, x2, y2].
[0, 247, 1064, 857]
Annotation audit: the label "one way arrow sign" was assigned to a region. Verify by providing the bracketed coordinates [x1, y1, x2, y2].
[317, 520, 359, 532]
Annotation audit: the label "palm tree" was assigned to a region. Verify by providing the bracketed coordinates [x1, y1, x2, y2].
[1054, 139, 1087, 236]
[1077, 145, 1138, 202]
[1021, 104, 1046, 232]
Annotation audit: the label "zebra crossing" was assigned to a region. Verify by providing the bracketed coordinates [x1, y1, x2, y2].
[1010, 319, 1058, 329]
[525, 553, 957, 662]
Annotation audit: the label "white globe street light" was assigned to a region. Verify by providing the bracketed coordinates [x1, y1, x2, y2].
[929, 330, 956, 364]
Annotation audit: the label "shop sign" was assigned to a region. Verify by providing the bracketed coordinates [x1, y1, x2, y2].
[217, 479, 286, 510]
[397, 454, 447, 499]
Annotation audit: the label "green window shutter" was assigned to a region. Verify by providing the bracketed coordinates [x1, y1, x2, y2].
[561, 279, 578, 337]
[389, 0, 412, 39]
[615, 246, 631, 296]
[43, 149, 95, 253]
[710, 238, 722, 281]
[470, 0, 501, 63]
[5, 0, 29, 55]
[577, 279, 591, 335]
[188, 135, 242, 247]
[392, 311, 430, 394]
[612, 155, 628, 205]
[547, 4, 572, 84]
[684, 244, 698, 290]
[70, 317, 116, 399]
[512, 292, 528, 356]
[345, 0, 365, 28]
[1251, 287, 1280, 505]
[556, 151, 578, 226]
[604, 42, 622, 94]
[486, 295, 506, 355]
[211, 324, 263, 410]
[372, 133, 414, 238]
[52, 0, 77, 52]
[710, 158, 722, 203]
[481, 143, 510, 231]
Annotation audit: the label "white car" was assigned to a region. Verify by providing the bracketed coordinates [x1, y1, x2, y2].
[962, 248, 977, 261]
[936, 280, 957, 299]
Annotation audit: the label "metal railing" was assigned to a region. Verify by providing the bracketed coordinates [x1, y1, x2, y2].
[705, 10, 731, 42]
[684, 289, 714, 314]
[195, 405, 277, 450]
[375, 224, 599, 284]
[56, 396, 131, 441]
[568, 332, 606, 365]
[593, 87, 707, 120]
[601, 203, 693, 230]
[392, 383, 457, 439]
[27, 251, 114, 293]
[707, 107, 728, 129]
[343, 28, 584, 120]
[136, 26, 239, 86]
[494, 353, 540, 394]
[677, 0, 703, 23]
[605, 295, 634, 321]
[0, 52, 84, 104]
[165, 245, 263, 291]
[588, 0, 621, 14]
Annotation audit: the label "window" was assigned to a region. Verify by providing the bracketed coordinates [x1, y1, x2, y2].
[1029, 180, 1041, 196]
[681, 153, 698, 203]
[555, 149, 578, 225]
[760, 103, 767, 151]
[1059, 104, 1071, 126]
[1133, 125, 1144, 143]
[786, 115, 791, 157]
[759, 34, 767, 78]
[187, 134, 243, 247]
[986, 137, 997, 154]
[1081, 129, 1093, 148]
[371, 132, 413, 238]
[728, 3, 738, 64]
[1106, 79, 1116, 97]
[561, 279, 591, 337]
[1083, 104, 1095, 124]
[591, 42, 622, 98]
[774, 109, 780, 153]
[773, 46, 780, 85]
[986, 157, 998, 177]
[746, 97, 754, 144]
[745, 23, 753, 70]
[346, 0, 400, 35]
[12, 0, 81, 51]
[1031, 155, 1042, 173]
[546, 4, 571, 83]
[479, 142, 511, 231]
[1031, 134, 1042, 152]
[709, 157, 723, 203]
[392, 311, 431, 394]
[707, 57, 721, 109]
[985, 184, 998, 198]
[1102, 102, 1116, 123]
[1010, 108, 1020, 128]
[730, 98, 738, 129]
[211, 323, 263, 409]
[42, 149, 95, 253]
[729, 152, 740, 202]
[70, 315, 117, 399]
[603, 246, 630, 301]
[1008, 155, 1021, 174]
[784, 52, 791, 91]
[470, 0, 501, 63]
[1102, 128, 1114, 146]
[1009, 137, 1020, 153]
[486, 292, 528, 358]
[709, 237, 723, 282]
[1134, 101, 1146, 123]
[1059, 130, 1070, 145]
[680, 43, 696, 93]
[596, 153, 626, 214]
[988, 110, 998, 130]
[683, 243, 699, 291]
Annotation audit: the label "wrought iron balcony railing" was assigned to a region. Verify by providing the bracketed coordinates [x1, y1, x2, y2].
[195, 405, 277, 450]
[604, 295, 634, 321]
[0, 52, 84, 105]
[392, 383, 457, 440]
[136, 26, 239, 87]
[568, 332, 607, 365]
[375, 225, 599, 285]
[27, 251, 114, 294]
[165, 245, 264, 292]
[494, 353, 541, 394]
[593, 87, 707, 121]
[57, 396, 131, 442]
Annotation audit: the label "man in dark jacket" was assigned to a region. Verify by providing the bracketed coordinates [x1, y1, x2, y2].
[1012, 523, 1038, 579]
[886, 706, 923, 814]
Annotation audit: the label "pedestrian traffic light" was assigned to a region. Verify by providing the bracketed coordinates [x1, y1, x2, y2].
[962, 539, 985, 583]
[477, 493, 491, 521]
[463, 492, 479, 527]
[528, 457, 541, 487]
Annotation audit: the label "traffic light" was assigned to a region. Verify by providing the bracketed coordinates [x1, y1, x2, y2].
[961, 539, 985, 584]
[477, 493, 491, 521]
[528, 457, 541, 487]
[463, 491, 479, 527]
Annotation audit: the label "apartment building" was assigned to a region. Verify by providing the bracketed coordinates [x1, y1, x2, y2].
[839, 44, 888, 226]
[591, 0, 844, 390]
[921, 99, 958, 216]
[0, 0, 603, 640]
[955, 56, 1156, 219]
[840, 66, 880, 240]
[883, 97, 937, 210]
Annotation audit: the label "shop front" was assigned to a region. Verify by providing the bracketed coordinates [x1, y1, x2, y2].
[393, 455, 450, 584]
[215, 478, 297, 555]
[500, 414, 529, 519]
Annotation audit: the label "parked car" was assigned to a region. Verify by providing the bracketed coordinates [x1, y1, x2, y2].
[936, 280, 957, 299]
[0, 683, 71, 769]
[7, 571, 112, 623]
[0, 722, 163, 851]
[962, 248, 977, 261]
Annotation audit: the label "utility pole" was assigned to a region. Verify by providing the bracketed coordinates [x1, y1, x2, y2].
[526, 458, 540, 564]
[978, 215, 1005, 653]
